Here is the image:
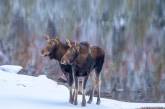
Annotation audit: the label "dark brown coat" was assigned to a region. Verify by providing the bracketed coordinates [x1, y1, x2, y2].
[61, 41, 105, 106]
[41, 36, 74, 104]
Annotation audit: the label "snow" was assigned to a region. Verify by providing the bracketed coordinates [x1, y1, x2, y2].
[0, 65, 23, 74]
[0, 65, 165, 109]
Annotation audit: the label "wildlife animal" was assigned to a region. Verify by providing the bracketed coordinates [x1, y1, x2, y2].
[61, 40, 105, 106]
[41, 36, 75, 104]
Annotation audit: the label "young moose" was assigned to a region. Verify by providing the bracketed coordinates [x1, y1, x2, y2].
[41, 36, 75, 104]
[61, 40, 105, 106]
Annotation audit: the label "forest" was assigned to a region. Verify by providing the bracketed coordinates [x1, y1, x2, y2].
[0, 0, 165, 102]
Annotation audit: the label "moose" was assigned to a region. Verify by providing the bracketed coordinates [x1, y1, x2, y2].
[61, 40, 105, 106]
[41, 36, 75, 104]
[41, 36, 105, 106]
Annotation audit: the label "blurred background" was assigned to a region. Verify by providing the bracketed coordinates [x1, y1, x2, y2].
[0, 0, 165, 102]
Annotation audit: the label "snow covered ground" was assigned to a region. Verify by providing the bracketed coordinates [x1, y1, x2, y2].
[0, 65, 164, 109]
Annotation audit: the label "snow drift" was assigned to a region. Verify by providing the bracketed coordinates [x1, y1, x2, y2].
[0, 65, 164, 109]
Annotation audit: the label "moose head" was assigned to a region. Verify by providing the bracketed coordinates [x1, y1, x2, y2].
[41, 35, 60, 57]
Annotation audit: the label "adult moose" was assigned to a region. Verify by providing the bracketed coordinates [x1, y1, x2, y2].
[61, 40, 105, 106]
[41, 36, 75, 104]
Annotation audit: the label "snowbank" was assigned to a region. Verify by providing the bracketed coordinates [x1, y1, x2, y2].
[0, 65, 164, 109]
[0, 65, 23, 74]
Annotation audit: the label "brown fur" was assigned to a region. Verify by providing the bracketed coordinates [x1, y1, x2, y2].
[61, 41, 105, 106]
[41, 36, 75, 104]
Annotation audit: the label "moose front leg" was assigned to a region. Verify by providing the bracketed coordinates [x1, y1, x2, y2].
[73, 77, 78, 105]
[81, 76, 88, 106]
[69, 87, 74, 104]
[68, 73, 74, 104]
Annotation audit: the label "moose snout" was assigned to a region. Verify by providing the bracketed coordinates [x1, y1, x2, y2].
[41, 49, 49, 57]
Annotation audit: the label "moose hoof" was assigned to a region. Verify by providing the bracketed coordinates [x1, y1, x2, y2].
[96, 99, 101, 105]
[81, 102, 86, 107]
[87, 99, 92, 104]
[74, 101, 78, 105]
[69, 98, 74, 104]
[69, 100, 73, 104]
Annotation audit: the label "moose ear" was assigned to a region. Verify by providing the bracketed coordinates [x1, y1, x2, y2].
[44, 35, 50, 41]
[53, 38, 60, 45]
[55, 37, 60, 42]
[65, 39, 72, 48]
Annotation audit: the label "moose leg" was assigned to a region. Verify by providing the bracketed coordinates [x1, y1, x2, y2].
[96, 75, 101, 105]
[68, 73, 74, 104]
[69, 87, 73, 104]
[81, 76, 88, 106]
[72, 88, 75, 102]
[73, 77, 78, 105]
[88, 73, 96, 104]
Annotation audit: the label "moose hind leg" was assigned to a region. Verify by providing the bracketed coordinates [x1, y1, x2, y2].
[96, 75, 101, 105]
[87, 73, 96, 104]
[95, 57, 104, 105]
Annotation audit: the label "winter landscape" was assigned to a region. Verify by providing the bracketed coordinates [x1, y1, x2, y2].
[0, 0, 165, 109]
[0, 65, 165, 109]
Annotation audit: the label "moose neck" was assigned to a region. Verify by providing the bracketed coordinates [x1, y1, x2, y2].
[52, 42, 69, 61]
